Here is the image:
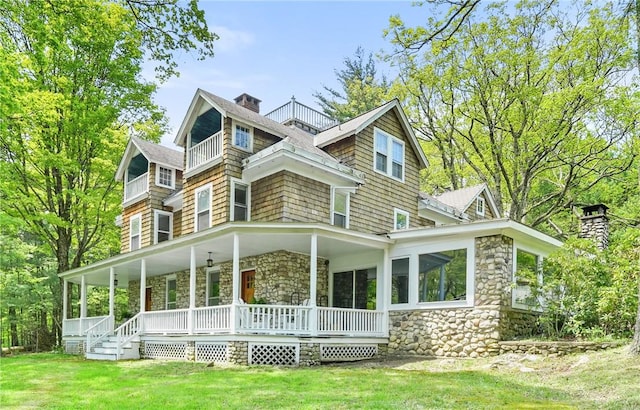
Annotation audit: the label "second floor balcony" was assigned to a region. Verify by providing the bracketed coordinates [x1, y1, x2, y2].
[125, 172, 148, 202]
[187, 131, 223, 173]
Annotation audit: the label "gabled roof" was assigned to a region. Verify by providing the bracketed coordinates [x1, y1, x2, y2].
[435, 183, 500, 217]
[115, 136, 183, 181]
[314, 99, 429, 169]
[173, 89, 336, 162]
[418, 192, 467, 224]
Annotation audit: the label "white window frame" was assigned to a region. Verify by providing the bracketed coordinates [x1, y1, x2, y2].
[331, 187, 351, 229]
[232, 120, 253, 152]
[373, 127, 405, 182]
[129, 213, 141, 251]
[394, 208, 410, 230]
[153, 210, 173, 244]
[390, 256, 411, 306]
[194, 183, 212, 232]
[476, 197, 485, 216]
[166, 275, 177, 310]
[206, 267, 221, 306]
[156, 165, 175, 189]
[512, 244, 545, 311]
[230, 179, 250, 222]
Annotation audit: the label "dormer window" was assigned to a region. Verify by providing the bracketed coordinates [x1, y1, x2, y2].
[156, 166, 175, 189]
[374, 128, 404, 182]
[233, 121, 253, 152]
[476, 197, 485, 216]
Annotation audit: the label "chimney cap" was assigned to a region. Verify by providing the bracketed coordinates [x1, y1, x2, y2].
[581, 203, 608, 217]
[234, 93, 262, 104]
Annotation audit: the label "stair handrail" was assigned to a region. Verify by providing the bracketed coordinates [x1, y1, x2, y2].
[114, 312, 144, 360]
[85, 315, 115, 353]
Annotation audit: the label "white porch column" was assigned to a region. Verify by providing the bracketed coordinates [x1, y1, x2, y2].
[230, 233, 240, 334]
[309, 233, 318, 336]
[139, 259, 147, 313]
[80, 275, 87, 318]
[109, 267, 115, 318]
[62, 279, 68, 321]
[382, 247, 390, 336]
[188, 246, 196, 334]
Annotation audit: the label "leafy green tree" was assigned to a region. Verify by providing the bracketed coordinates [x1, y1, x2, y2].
[314, 47, 390, 122]
[0, 0, 217, 347]
[387, 1, 638, 228]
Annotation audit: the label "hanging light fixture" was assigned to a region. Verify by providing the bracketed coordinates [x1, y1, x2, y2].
[114, 275, 118, 287]
[207, 252, 214, 268]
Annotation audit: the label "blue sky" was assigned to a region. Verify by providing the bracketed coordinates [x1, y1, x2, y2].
[153, 1, 425, 146]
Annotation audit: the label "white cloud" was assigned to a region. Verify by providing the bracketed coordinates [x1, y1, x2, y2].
[211, 26, 255, 53]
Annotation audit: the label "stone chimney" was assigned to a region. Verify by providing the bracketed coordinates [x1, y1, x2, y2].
[579, 204, 609, 250]
[234, 93, 261, 113]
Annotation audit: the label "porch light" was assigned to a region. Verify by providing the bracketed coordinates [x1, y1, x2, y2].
[207, 252, 214, 268]
[114, 275, 118, 287]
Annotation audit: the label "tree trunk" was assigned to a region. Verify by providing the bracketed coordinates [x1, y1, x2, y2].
[630, 277, 640, 355]
[8, 307, 19, 347]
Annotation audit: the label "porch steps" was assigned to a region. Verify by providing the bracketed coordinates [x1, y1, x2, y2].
[86, 338, 140, 361]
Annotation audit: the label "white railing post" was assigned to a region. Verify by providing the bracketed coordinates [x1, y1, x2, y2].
[188, 246, 196, 335]
[309, 233, 318, 336]
[139, 259, 146, 313]
[109, 268, 115, 318]
[62, 279, 68, 322]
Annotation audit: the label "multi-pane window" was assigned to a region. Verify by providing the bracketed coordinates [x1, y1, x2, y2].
[231, 181, 249, 221]
[157, 166, 174, 189]
[418, 249, 467, 302]
[476, 197, 485, 216]
[166, 277, 177, 310]
[154, 210, 172, 244]
[394, 209, 409, 230]
[391, 258, 409, 304]
[195, 185, 211, 232]
[233, 122, 252, 151]
[332, 189, 349, 228]
[374, 128, 404, 181]
[130, 214, 141, 251]
[207, 270, 220, 306]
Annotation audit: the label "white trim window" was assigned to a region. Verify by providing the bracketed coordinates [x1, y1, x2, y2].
[418, 249, 467, 303]
[476, 197, 485, 216]
[391, 257, 410, 304]
[129, 213, 141, 251]
[207, 269, 220, 306]
[374, 127, 405, 181]
[331, 188, 350, 228]
[166, 275, 177, 310]
[231, 180, 250, 222]
[154, 210, 173, 244]
[394, 208, 410, 230]
[232, 121, 253, 152]
[156, 166, 175, 189]
[194, 184, 212, 232]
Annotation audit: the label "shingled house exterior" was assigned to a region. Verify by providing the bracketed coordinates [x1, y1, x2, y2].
[59, 90, 561, 364]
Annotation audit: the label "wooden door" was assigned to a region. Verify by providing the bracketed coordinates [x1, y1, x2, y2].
[145, 287, 152, 311]
[241, 270, 255, 303]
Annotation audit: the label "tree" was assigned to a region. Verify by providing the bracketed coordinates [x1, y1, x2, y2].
[387, 1, 639, 230]
[0, 0, 217, 347]
[314, 47, 390, 122]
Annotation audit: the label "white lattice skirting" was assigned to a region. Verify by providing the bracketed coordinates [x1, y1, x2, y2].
[320, 344, 378, 361]
[195, 343, 228, 364]
[249, 343, 299, 366]
[143, 342, 187, 360]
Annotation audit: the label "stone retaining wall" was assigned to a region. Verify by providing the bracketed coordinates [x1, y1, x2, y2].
[498, 340, 623, 356]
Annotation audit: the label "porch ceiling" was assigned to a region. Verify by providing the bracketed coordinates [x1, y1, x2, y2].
[61, 223, 391, 287]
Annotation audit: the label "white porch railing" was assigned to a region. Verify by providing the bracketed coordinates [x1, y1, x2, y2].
[64, 306, 387, 340]
[317, 307, 385, 337]
[62, 315, 110, 336]
[187, 131, 222, 171]
[86, 315, 115, 352]
[125, 172, 148, 201]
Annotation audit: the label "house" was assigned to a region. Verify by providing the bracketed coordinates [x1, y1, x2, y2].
[59, 90, 562, 364]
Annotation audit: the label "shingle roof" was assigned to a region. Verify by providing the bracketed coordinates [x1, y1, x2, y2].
[199, 90, 335, 161]
[435, 184, 487, 213]
[131, 136, 183, 170]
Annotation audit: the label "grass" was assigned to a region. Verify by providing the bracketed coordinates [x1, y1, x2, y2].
[1, 347, 639, 409]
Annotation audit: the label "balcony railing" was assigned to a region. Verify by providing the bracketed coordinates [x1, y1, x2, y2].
[187, 131, 222, 171]
[124, 173, 148, 202]
[64, 305, 387, 338]
[264, 97, 338, 133]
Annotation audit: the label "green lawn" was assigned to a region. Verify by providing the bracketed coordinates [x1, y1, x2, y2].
[1, 347, 639, 409]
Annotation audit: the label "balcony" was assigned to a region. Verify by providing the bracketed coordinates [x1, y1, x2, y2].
[124, 172, 148, 202]
[187, 131, 222, 173]
[265, 97, 338, 135]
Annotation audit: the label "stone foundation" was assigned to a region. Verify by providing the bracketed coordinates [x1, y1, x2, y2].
[499, 340, 623, 356]
[228, 341, 248, 365]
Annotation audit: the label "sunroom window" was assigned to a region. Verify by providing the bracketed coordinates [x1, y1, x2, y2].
[332, 268, 376, 309]
[418, 249, 467, 302]
[391, 258, 409, 304]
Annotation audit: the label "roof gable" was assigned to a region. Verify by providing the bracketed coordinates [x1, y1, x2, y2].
[435, 183, 500, 217]
[115, 136, 183, 181]
[314, 99, 429, 169]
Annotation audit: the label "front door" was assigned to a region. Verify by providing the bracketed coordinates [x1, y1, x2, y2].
[241, 270, 255, 303]
[145, 287, 152, 311]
